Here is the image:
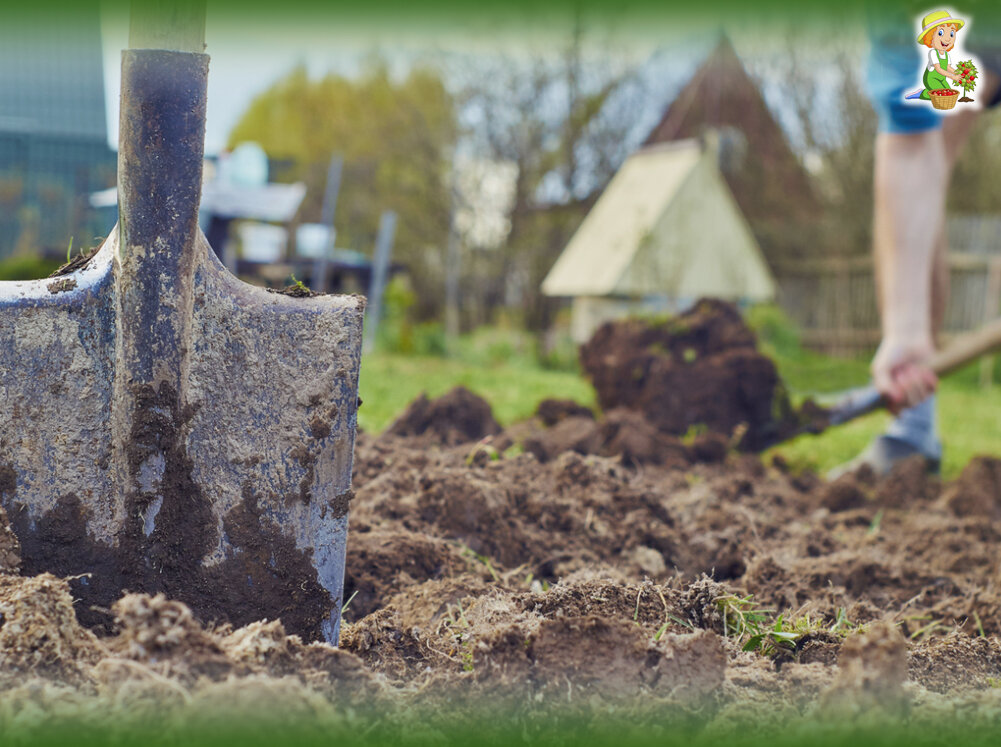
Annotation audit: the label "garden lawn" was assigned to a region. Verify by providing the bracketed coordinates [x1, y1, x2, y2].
[358, 349, 1001, 481]
[357, 352, 596, 435]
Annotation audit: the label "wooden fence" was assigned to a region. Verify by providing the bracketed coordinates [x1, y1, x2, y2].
[774, 253, 1001, 384]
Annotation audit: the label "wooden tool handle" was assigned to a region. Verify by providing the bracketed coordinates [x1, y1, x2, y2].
[129, 0, 206, 52]
[930, 316, 1001, 377]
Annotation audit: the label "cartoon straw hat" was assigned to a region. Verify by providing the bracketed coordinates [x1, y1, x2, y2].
[918, 10, 965, 42]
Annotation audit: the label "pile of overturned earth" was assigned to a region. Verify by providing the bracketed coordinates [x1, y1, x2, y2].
[2, 302, 1001, 738]
[3, 383, 1001, 736]
[580, 299, 822, 451]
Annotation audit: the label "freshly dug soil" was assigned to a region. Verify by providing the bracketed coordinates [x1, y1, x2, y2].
[384, 385, 502, 446]
[579, 299, 819, 451]
[3, 323, 1001, 735]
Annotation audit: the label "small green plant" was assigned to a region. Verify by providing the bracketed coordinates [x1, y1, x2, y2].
[711, 594, 861, 658]
[867, 510, 884, 536]
[743, 614, 806, 656]
[457, 543, 499, 582]
[465, 442, 500, 466]
[716, 594, 772, 641]
[66, 236, 74, 263]
[655, 614, 696, 641]
[908, 615, 948, 641]
[972, 610, 986, 638]
[289, 273, 310, 292]
[681, 424, 708, 445]
[340, 589, 359, 616]
[441, 601, 476, 673]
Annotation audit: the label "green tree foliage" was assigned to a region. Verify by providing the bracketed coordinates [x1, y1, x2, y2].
[228, 63, 457, 318]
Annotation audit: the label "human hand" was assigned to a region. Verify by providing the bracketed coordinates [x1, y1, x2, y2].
[871, 334, 938, 413]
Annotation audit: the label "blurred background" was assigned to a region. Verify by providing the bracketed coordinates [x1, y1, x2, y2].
[3, 0, 1001, 475]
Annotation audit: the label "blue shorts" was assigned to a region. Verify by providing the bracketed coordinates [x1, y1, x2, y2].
[867, 38, 1001, 133]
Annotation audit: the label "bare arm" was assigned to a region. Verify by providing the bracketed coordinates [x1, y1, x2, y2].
[871, 132, 943, 409]
[934, 62, 960, 81]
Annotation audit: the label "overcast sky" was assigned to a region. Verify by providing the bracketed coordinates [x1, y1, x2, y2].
[96, 2, 861, 157]
[96, 2, 750, 156]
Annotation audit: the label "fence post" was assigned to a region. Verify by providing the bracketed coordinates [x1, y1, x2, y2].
[979, 257, 1001, 388]
[835, 258, 851, 357]
[363, 210, 397, 354]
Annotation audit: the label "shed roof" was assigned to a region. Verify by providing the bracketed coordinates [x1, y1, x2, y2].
[542, 137, 775, 301]
[643, 35, 819, 250]
[541, 140, 702, 297]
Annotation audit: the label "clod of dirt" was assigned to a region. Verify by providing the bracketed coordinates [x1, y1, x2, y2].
[526, 618, 724, 699]
[343, 529, 468, 619]
[46, 277, 77, 294]
[112, 593, 223, 664]
[267, 282, 322, 298]
[579, 298, 814, 451]
[821, 621, 909, 717]
[535, 398, 595, 427]
[522, 416, 603, 463]
[48, 244, 101, 278]
[599, 408, 692, 467]
[818, 474, 868, 512]
[908, 633, 1001, 693]
[0, 506, 21, 573]
[0, 573, 102, 684]
[677, 576, 730, 634]
[939, 456, 1001, 519]
[874, 456, 936, 508]
[384, 386, 501, 446]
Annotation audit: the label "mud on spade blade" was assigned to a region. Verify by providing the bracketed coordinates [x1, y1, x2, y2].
[0, 49, 364, 643]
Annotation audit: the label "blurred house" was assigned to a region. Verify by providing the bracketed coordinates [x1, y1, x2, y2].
[0, 4, 115, 257]
[644, 35, 820, 267]
[542, 139, 775, 343]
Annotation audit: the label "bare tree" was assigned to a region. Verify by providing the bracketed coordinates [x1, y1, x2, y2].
[449, 17, 648, 331]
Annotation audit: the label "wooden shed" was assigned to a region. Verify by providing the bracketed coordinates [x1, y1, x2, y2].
[541, 138, 775, 343]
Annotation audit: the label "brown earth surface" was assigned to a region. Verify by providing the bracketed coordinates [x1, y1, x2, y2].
[579, 299, 825, 451]
[2, 303, 1001, 735]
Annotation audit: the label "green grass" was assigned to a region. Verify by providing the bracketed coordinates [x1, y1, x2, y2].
[8, 709, 1001, 747]
[359, 316, 1001, 480]
[357, 351, 596, 434]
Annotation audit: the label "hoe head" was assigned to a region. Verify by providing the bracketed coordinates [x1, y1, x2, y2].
[0, 48, 364, 642]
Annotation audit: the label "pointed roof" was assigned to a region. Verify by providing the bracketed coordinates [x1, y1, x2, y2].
[542, 139, 774, 301]
[644, 36, 818, 244]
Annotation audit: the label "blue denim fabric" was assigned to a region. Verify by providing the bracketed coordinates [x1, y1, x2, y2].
[866, 41, 944, 134]
[865, 2, 1001, 133]
[883, 394, 942, 460]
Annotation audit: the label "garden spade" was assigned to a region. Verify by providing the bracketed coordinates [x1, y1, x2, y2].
[759, 316, 1001, 450]
[0, 5, 364, 643]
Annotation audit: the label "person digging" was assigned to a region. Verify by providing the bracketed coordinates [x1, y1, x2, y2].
[832, 4, 1001, 477]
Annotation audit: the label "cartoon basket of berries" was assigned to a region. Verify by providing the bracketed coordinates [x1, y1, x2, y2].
[930, 88, 959, 110]
[955, 59, 978, 102]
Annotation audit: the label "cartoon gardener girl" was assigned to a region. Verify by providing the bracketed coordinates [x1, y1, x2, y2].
[905, 10, 965, 100]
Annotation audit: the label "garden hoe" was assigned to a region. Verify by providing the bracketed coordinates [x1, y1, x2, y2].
[761, 315, 1001, 449]
[0, 3, 364, 643]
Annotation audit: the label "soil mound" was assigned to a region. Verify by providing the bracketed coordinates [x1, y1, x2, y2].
[579, 299, 806, 450]
[535, 398, 595, 426]
[940, 456, 1001, 519]
[4, 379, 1001, 732]
[384, 386, 501, 446]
